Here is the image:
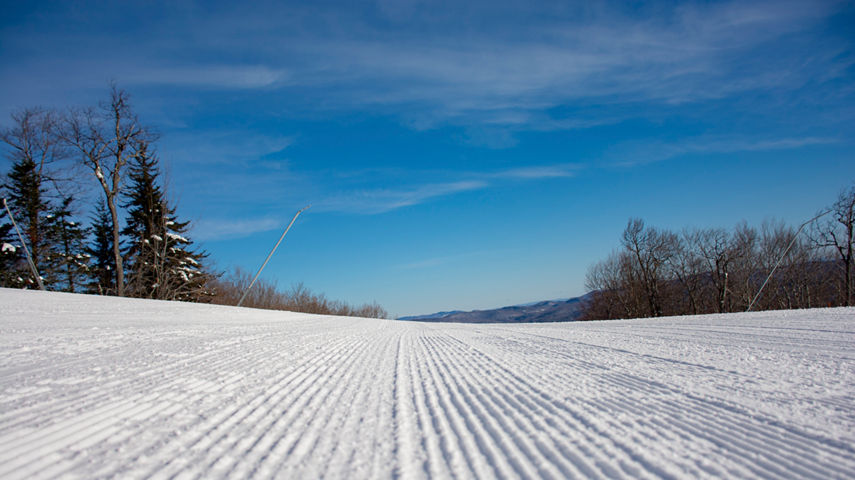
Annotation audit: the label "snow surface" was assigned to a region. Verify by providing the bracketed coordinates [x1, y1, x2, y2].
[1, 288, 854, 479]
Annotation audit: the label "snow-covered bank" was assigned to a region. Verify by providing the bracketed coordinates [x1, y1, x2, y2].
[1, 288, 853, 479]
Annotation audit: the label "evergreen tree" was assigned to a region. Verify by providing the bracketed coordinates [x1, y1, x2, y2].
[122, 144, 212, 301]
[85, 202, 116, 295]
[121, 142, 162, 295]
[4, 157, 52, 288]
[2, 107, 67, 289]
[44, 197, 90, 292]
[0, 205, 25, 288]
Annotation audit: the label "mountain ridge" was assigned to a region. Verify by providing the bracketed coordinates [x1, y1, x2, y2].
[398, 294, 590, 323]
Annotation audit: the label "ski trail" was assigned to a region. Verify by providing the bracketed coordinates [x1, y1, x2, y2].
[1, 290, 854, 479]
[445, 323, 855, 478]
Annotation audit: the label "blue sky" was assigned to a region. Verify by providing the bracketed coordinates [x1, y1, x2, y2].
[1, 0, 854, 317]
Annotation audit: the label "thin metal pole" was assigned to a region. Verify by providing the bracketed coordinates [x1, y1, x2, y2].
[238, 205, 310, 307]
[2, 198, 45, 290]
[747, 209, 831, 311]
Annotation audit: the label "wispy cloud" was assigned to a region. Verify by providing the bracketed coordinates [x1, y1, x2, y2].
[272, 0, 847, 130]
[125, 65, 288, 89]
[193, 217, 282, 241]
[315, 164, 581, 214]
[317, 180, 488, 214]
[161, 130, 295, 166]
[489, 165, 580, 179]
[610, 136, 840, 167]
[2, 0, 848, 134]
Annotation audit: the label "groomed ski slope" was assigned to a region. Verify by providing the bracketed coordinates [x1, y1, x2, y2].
[1, 289, 853, 479]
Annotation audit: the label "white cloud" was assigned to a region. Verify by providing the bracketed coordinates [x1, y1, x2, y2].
[610, 136, 840, 166]
[277, 0, 846, 129]
[1, 0, 848, 134]
[490, 165, 580, 179]
[318, 180, 488, 214]
[161, 131, 295, 166]
[315, 163, 582, 214]
[126, 65, 288, 89]
[192, 217, 282, 241]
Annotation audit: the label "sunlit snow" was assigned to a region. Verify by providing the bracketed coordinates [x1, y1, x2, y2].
[1, 288, 853, 479]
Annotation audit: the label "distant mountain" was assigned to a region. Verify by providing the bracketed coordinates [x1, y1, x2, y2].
[399, 294, 590, 323]
[398, 310, 464, 321]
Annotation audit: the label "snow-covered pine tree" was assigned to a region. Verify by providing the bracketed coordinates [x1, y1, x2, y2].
[44, 197, 90, 293]
[85, 201, 117, 295]
[2, 107, 69, 290]
[3, 157, 53, 288]
[121, 142, 160, 296]
[0, 206, 25, 288]
[122, 143, 212, 301]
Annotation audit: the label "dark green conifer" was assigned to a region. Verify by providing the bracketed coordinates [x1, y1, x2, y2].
[44, 197, 90, 292]
[3, 158, 51, 288]
[0, 206, 25, 288]
[85, 202, 117, 295]
[122, 143, 212, 301]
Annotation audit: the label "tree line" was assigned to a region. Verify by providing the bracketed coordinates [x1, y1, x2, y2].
[210, 268, 388, 318]
[581, 185, 855, 320]
[0, 85, 387, 318]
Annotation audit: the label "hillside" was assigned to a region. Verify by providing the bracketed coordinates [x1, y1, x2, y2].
[1, 288, 854, 479]
[399, 295, 587, 322]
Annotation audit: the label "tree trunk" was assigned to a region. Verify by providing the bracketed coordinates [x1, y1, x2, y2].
[107, 197, 124, 297]
[63, 228, 74, 293]
[845, 254, 852, 307]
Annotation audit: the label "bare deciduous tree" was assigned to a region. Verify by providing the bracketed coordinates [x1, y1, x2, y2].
[63, 86, 154, 297]
[667, 230, 705, 315]
[621, 218, 678, 317]
[1, 107, 70, 287]
[728, 222, 759, 310]
[209, 268, 388, 318]
[754, 219, 818, 310]
[584, 251, 631, 319]
[1, 108, 67, 186]
[811, 184, 855, 306]
[694, 228, 735, 313]
[583, 205, 854, 320]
